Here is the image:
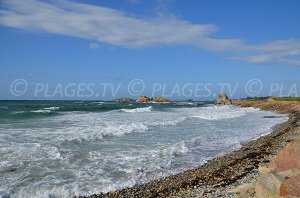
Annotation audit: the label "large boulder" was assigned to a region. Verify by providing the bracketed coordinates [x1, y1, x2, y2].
[270, 139, 300, 172]
[255, 172, 284, 198]
[254, 139, 300, 198]
[280, 174, 300, 197]
[215, 93, 232, 105]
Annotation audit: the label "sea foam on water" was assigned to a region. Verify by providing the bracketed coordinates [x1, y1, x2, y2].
[0, 101, 288, 197]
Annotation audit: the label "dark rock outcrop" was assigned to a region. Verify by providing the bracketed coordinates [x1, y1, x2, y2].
[112, 98, 135, 102]
[136, 96, 170, 103]
[136, 96, 151, 103]
[151, 97, 170, 103]
[215, 93, 232, 105]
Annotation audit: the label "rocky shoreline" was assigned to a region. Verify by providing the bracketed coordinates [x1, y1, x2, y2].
[80, 100, 300, 198]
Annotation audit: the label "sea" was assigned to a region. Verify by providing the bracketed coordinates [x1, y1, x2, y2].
[0, 100, 288, 197]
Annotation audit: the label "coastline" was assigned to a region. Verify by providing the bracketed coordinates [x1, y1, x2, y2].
[80, 100, 300, 198]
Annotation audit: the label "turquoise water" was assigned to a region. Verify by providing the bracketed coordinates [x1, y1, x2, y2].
[0, 101, 288, 197]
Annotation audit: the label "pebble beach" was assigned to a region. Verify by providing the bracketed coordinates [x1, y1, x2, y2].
[81, 100, 300, 198]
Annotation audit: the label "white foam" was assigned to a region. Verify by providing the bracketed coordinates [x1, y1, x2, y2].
[190, 106, 259, 120]
[6, 186, 78, 198]
[121, 106, 153, 113]
[11, 111, 29, 115]
[61, 122, 149, 142]
[149, 117, 186, 126]
[162, 141, 190, 157]
[43, 107, 60, 111]
[101, 122, 149, 137]
[29, 107, 60, 113]
[0, 143, 61, 162]
[30, 109, 52, 113]
[0, 104, 289, 197]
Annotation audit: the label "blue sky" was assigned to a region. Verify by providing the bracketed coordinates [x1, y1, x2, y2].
[0, 0, 300, 100]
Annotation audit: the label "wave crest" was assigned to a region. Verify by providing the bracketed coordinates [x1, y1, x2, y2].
[161, 141, 190, 158]
[149, 117, 186, 127]
[190, 106, 259, 120]
[11, 106, 60, 118]
[43, 107, 60, 111]
[120, 106, 153, 113]
[102, 123, 149, 137]
[65, 122, 149, 142]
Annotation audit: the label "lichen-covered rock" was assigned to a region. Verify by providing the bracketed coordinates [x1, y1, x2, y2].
[270, 139, 300, 172]
[254, 138, 300, 198]
[277, 168, 300, 178]
[280, 174, 300, 197]
[258, 166, 273, 175]
[215, 93, 232, 105]
[255, 173, 284, 198]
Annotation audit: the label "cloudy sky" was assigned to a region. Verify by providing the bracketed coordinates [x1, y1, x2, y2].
[0, 0, 299, 99]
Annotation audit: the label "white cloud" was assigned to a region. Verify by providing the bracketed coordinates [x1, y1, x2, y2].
[232, 40, 300, 66]
[0, 0, 300, 66]
[0, 0, 220, 48]
[0, 0, 245, 52]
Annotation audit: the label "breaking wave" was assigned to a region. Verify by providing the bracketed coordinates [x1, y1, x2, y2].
[120, 106, 153, 113]
[190, 106, 259, 120]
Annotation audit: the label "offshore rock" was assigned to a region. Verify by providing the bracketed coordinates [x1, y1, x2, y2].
[215, 93, 232, 105]
[136, 96, 151, 103]
[112, 98, 135, 102]
[136, 96, 170, 103]
[151, 97, 170, 103]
